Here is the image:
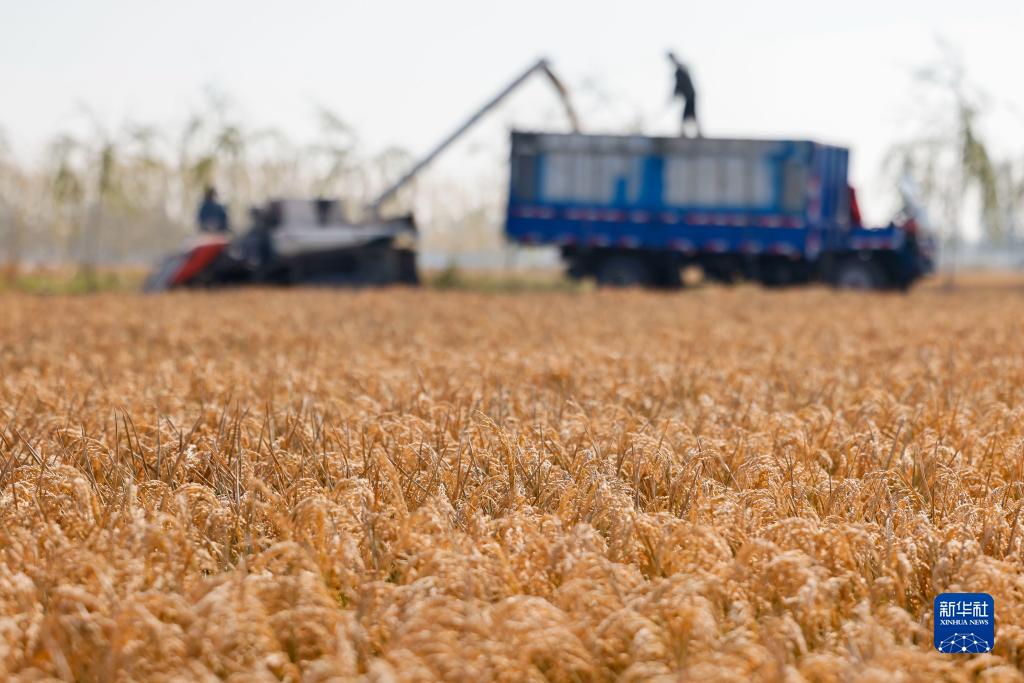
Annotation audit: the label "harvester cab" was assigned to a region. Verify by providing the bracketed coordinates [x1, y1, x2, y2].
[241, 198, 419, 285]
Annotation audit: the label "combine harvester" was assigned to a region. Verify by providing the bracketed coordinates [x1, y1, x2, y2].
[146, 59, 579, 291]
[506, 133, 935, 289]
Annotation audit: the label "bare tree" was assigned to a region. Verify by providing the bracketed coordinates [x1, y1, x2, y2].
[309, 107, 358, 199]
[884, 41, 1018, 282]
[48, 134, 85, 265]
[0, 127, 18, 278]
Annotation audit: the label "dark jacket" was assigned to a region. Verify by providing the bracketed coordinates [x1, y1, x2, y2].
[674, 65, 695, 101]
[197, 200, 229, 232]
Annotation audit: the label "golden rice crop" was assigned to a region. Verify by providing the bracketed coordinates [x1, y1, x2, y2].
[2, 280, 1024, 681]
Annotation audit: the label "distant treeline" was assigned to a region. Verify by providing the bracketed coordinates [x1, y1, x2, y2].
[0, 90, 507, 272]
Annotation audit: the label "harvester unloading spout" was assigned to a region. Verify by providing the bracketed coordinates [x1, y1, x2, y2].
[368, 57, 580, 215]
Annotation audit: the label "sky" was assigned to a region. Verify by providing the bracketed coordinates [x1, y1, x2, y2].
[2, 0, 1023, 225]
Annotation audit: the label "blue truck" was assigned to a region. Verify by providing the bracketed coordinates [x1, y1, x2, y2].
[506, 131, 934, 289]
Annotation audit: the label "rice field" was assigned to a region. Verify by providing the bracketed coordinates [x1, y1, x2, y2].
[2, 279, 1024, 681]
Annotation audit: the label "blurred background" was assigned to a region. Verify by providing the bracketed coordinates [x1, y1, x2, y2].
[1, 0, 1023, 281]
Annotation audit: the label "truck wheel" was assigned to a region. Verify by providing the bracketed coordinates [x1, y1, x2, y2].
[652, 262, 683, 289]
[596, 255, 650, 287]
[834, 259, 884, 290]
[397, 249, 419, 285]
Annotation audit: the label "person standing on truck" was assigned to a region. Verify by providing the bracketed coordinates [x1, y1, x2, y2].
[667, 52, 700, 138]
[197, 186, 229, 233]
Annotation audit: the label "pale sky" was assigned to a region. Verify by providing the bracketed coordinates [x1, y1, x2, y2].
[2, 0, 1023, 225]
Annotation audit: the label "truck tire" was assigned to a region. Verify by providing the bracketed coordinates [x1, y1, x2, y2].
[397, 249, 419, 285]
[834, 258, 885, 290]
[651, 262, 683, 289]
[596, 255, 650, 287]
[757, 258, 796, 288]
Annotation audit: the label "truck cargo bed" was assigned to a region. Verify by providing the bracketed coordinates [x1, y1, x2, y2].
[504, 131, 931, 289]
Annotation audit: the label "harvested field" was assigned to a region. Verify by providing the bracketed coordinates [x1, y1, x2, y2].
[2, 280, 1024, 681]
